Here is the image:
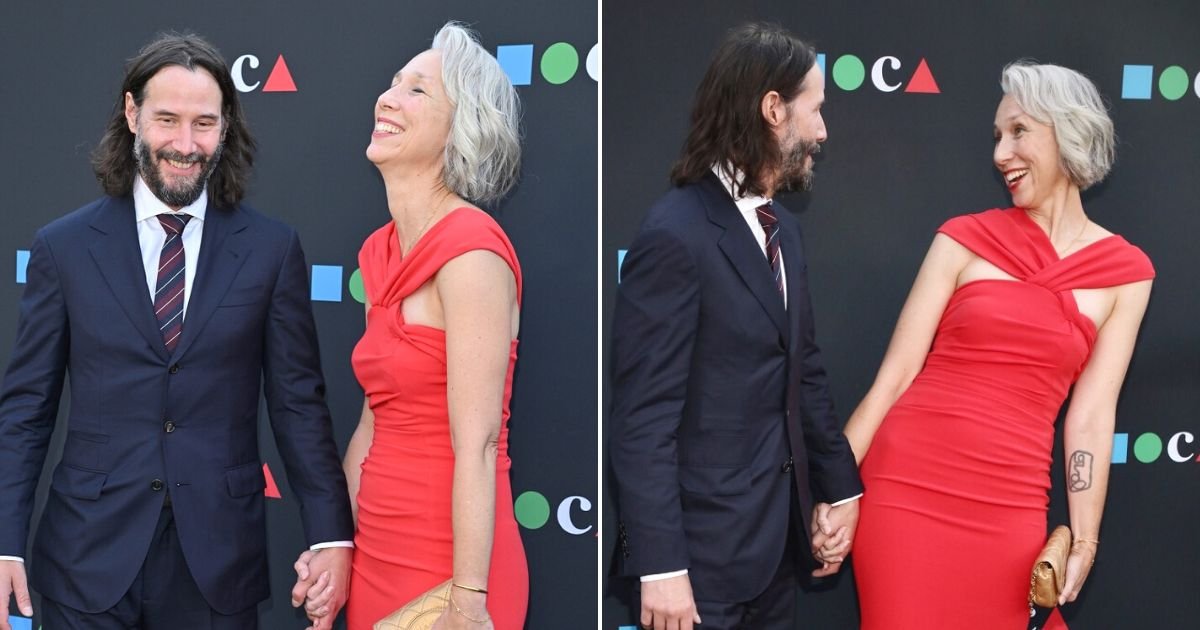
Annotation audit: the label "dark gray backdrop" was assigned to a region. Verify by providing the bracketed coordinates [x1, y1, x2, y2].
[0, 1, 596, 628]
[603, 1, 1198, 628]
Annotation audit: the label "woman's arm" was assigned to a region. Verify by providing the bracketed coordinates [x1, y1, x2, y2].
[843, 233, 968, 463]
[343, 397, 375, 526]
[438, 249, 518, 625]
[1057, 278, 1152, 604]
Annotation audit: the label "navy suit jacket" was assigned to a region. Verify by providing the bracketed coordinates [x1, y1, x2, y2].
[0, 195, 354, 614]
[609, 174, 863, 603]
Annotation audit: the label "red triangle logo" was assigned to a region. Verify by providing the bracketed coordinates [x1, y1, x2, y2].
[905, 58, 940, 94]
[263, 55, 297, 92]
[263, 463, 282, 499]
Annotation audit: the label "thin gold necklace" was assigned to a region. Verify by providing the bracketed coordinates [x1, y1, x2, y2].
[402, 208, 440, 255]
[1055, 219, 1089, 256]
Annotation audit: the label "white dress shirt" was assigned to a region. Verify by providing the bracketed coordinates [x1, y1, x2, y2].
[134, 176, 206, 313]
[712, 165, 788, 309]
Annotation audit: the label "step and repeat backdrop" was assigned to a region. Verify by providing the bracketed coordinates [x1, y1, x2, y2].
[603, 1, 1197, 628]
[0, 1, 596, 628]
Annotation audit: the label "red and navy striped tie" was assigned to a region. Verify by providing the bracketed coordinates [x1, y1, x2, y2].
[755, 202, 784, 298]
[155, 213, 191, 352]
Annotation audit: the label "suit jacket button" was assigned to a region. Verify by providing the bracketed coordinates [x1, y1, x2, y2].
[163, 420, 176, 433]
[782, 457, 794, 473]
[150, 479, 164, 491]
[169, 364, 180, 374]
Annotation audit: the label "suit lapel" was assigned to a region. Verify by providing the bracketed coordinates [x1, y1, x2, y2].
[701, 175, 788, 339]
[88, 197, 171, 362]
[170, 203, 250, 362]
[779, 211, 806, 349]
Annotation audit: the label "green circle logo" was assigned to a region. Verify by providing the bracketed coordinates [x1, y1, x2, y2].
[1133, 432, 1163, 463]
[540, 43, 579, 85]
[832, 55, 866, 91]
[514, 491, 551, 529]
[348, 268, 365, 304]
[1158, 66, 1189, 101]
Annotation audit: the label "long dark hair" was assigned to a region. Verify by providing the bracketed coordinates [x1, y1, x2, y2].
[91, 32, 256, 208]
[670, 23, 817, 198]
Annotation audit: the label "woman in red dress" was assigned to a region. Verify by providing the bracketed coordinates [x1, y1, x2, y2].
[301, 21, 527, 630]
[835, 62, 1154, 628]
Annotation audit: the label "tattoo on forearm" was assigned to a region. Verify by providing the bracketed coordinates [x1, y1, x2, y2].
[1068, 450, 1094, 492]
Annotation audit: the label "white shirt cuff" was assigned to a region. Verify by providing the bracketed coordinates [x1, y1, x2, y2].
[641, 569, 688, 582]
[830, 493, 863, 507]
[0, 556, 23, 563]
[309, 540, 354, 551]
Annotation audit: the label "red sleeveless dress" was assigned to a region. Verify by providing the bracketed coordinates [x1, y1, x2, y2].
[853, 208, 1153, 629]
[346, 208, 529, 630]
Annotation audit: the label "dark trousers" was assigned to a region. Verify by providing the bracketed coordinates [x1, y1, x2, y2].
[40, 506, 258, 630]
[692, 532, 799, 630]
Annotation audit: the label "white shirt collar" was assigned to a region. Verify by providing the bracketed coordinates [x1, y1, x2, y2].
[133, 176, 208, 224]
[711, 164, 772, 214]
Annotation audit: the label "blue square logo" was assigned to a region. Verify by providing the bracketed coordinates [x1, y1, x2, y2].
[7, 616, 31, 630]
[1121, 65, 1153, 100]
[816, 53, 826, 75]
[1111, 433, 1129, 464]
[310, 265, 343, 302]
[616, 249, 628, 284]
[16, 250, 29, 284]
[497, 44, 535, 86]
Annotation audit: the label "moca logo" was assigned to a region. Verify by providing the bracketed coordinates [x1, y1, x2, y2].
[231, 53, 297, 93]
[817, 53, 940, 94]
[1121, 64, 1200, 100]
[514, 490, 594, 535]
[1112, 431, 1199, 464]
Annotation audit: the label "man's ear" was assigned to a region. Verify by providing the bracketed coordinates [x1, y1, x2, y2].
[124, 92, 138, 134]
[760, 90, 785, 129]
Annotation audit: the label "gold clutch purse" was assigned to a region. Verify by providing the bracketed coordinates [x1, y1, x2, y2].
[374, 579, 451, 630]
[1028, 525, 1071, 610]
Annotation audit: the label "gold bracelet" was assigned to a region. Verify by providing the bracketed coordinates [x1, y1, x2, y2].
[452, 582, 489, 594]
[449, 592, 490, 625]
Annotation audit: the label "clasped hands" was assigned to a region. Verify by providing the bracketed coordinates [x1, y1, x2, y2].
[291, 547, 352, 630]
[810, 500, 859, 578]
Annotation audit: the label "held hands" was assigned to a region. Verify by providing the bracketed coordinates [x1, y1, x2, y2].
[291, 547, 352, 630]
[0, 561, 32, 630]
[810, 500, 860, 578]
[1058, 539, 1098, 605]
[640, 574, 702, 630]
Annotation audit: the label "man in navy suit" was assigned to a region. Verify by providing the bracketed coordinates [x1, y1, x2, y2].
[0, 34, 353, 630]
[610, 23, 865, 629]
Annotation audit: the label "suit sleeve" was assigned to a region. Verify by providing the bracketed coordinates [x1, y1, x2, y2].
[609, 226, 698, 577]
[0, 230, 70, 555]
[262, 227, 354, 545]
[793, 238, 864, 504]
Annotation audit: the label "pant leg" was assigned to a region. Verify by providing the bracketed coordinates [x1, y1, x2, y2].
[140, 507, 258, 630]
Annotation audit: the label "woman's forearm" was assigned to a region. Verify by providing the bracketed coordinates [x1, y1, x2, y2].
[1062, 413, 1114, 541]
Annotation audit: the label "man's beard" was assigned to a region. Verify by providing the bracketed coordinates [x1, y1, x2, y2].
[777, 136, 821, 193]
[133, 135, 224, 208]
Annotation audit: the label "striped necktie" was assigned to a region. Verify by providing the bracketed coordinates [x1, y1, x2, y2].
[155, 213, 191, 352]
[755, 202, 784, 298]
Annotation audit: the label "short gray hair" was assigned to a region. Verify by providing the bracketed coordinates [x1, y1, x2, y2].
[432, 22, 522, 204]
[1000, 62, 1115, 190]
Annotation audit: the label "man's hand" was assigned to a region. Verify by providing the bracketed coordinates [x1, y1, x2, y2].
[0, 560, 32, 630]
[290, 548, 351, 630]
[810, 501, 860, 577]
[640, 574, 701, 630]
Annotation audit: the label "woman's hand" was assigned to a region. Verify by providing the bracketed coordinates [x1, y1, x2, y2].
[1058, 540, 1098, 605]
